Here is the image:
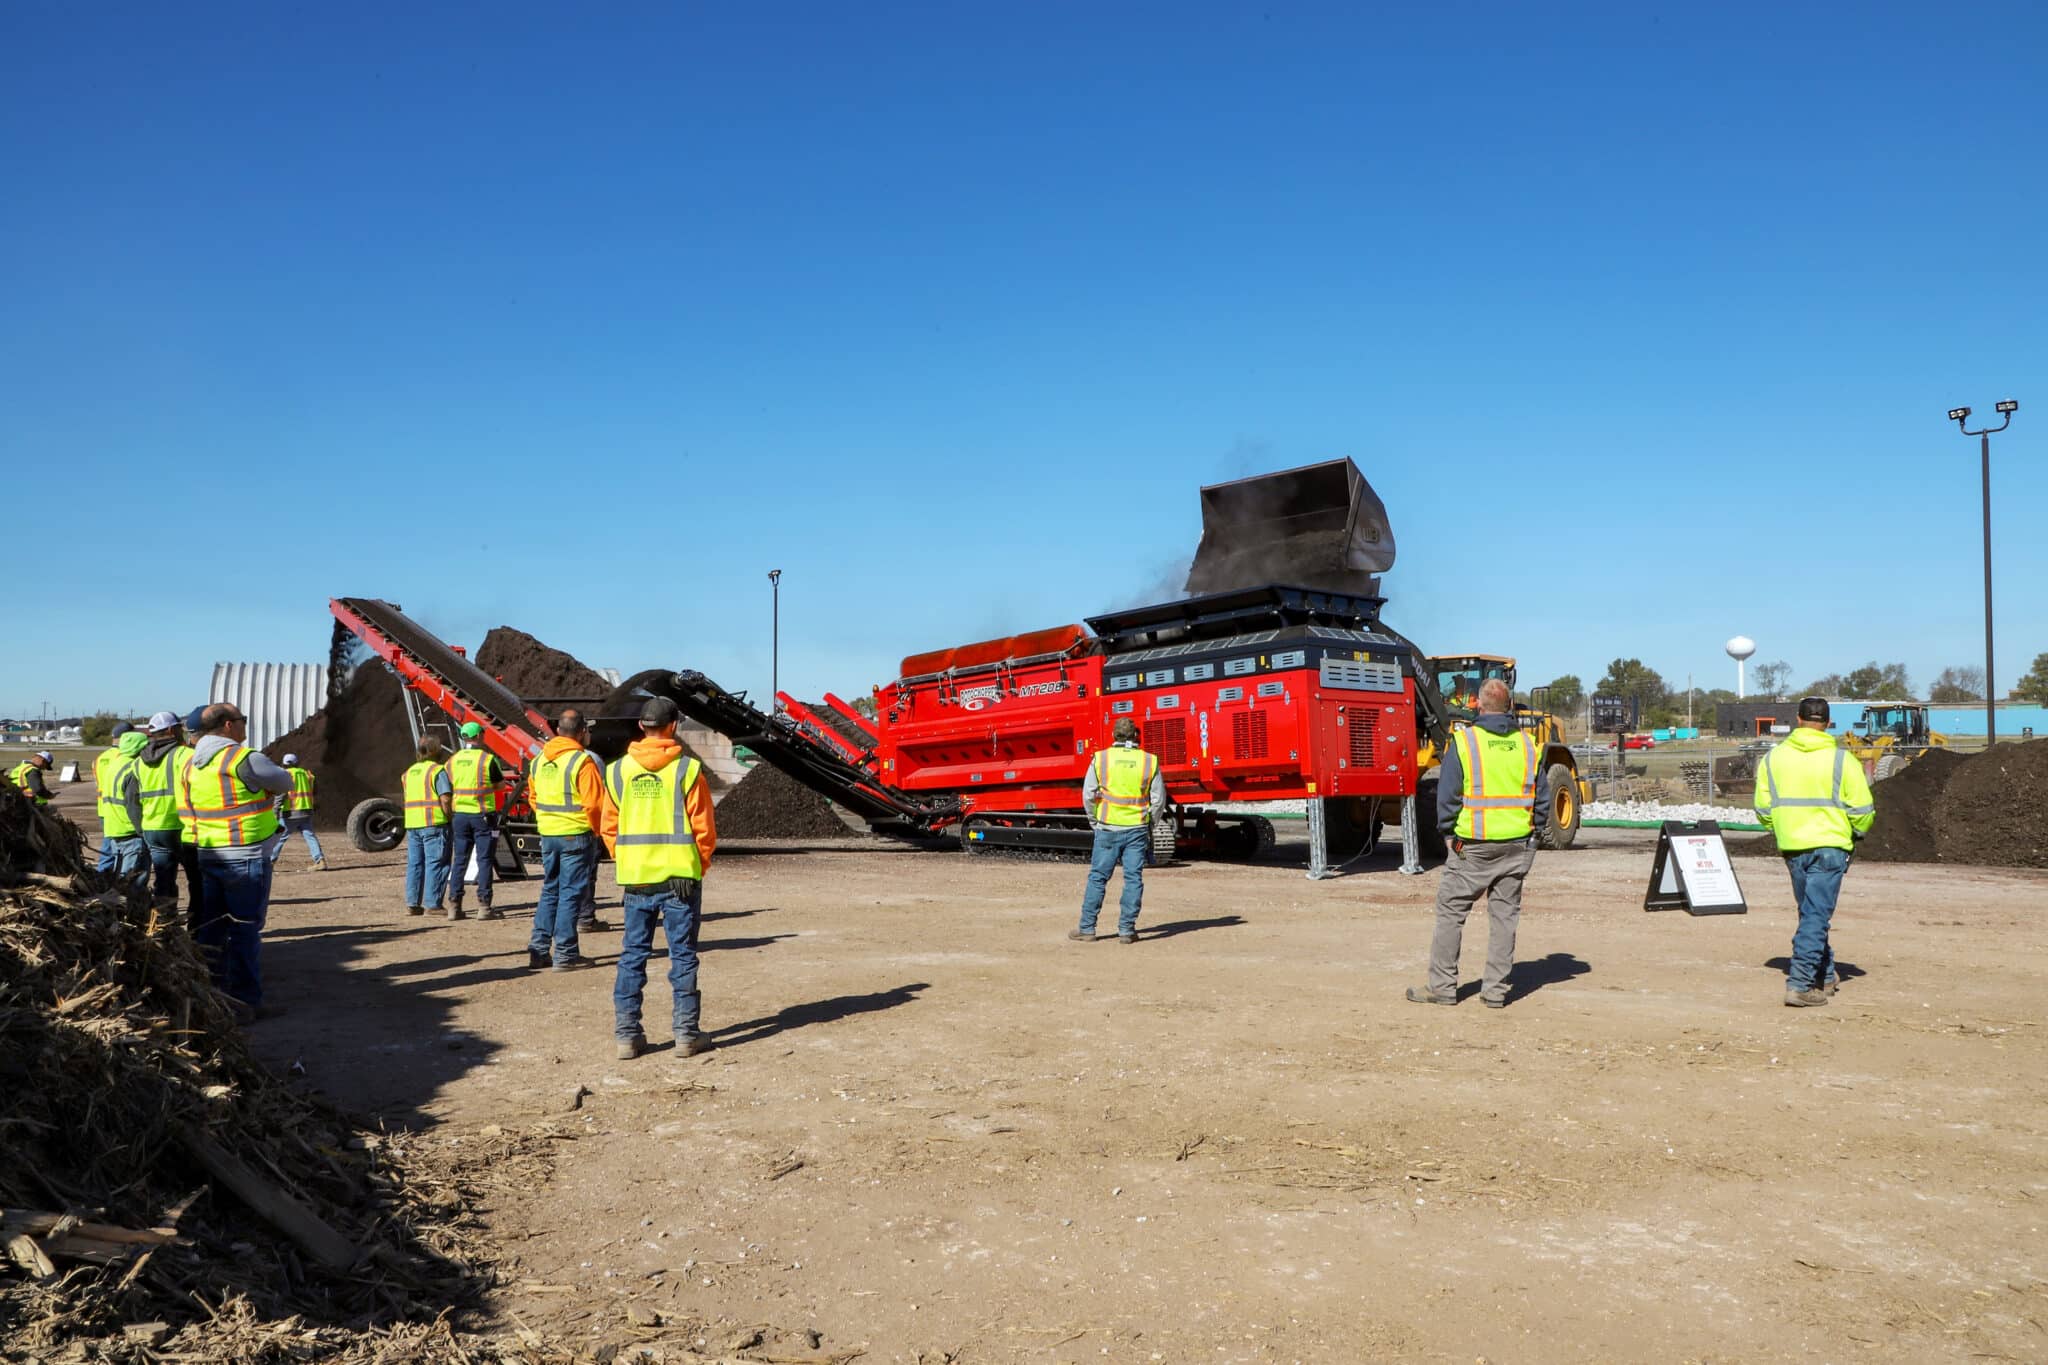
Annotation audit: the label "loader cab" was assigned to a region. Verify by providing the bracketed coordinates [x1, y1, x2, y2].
[1857, 703, 1929, 744]
[1429, 655, 1516, 715]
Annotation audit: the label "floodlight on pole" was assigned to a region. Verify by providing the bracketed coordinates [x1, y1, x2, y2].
[1949, 400, 2019, 746]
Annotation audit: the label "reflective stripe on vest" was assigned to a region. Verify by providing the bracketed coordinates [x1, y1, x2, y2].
[1758, 742, 1874, 852]
[182, 744, 281, 848]
[95, 749, 126, 821]
[1454, 726, 1539, 841]
[10, 762, 49, 805]
[101, 756, 141, 838]
[1760, 746, 1874, 815]
[1092, 747, 1158, 827]
[403, 761, 449, 828]
[448, 748, 499, 814]
[604, 755, 703, 883]
[134, 748, 188, 832]
[288, 767, 316, 814]
[530, 749, 593, 836]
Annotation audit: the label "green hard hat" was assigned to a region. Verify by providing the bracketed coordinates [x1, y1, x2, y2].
[459, 722, 483, 738]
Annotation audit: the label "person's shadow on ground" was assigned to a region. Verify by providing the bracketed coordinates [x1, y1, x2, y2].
[710, 982, 929, 1050]
[1764, 956, 1866, 981]
[1457, 951, 1592, 1003]
[1139, 915, 1246, 940]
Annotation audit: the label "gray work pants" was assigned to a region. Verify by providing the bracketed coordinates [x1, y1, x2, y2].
[1429, 839, 1535, 1002]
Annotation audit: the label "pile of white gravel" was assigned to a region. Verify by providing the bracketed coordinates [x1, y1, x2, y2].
[1582, 799, 1764, 828]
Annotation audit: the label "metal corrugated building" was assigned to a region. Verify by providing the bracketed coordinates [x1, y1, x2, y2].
[209, 662, 330, 751]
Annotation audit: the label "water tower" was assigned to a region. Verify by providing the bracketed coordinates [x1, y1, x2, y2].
[1726, 636, 1756, 699]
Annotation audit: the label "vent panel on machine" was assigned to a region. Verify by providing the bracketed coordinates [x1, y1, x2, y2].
[1321, 657, 1404, 692]
[1144, 717, 1190, 767]
[1348, 707, 1379, 768]
[1231, 709, 1270, 760]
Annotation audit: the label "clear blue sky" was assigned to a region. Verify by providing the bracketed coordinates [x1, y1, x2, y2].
[5, 1, 2043, 720]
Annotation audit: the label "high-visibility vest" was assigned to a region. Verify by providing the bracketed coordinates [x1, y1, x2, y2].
[530, 749, 594, 836]
[287, 767, 316, 815]
[180, 744, 280, 848]
[1091, 746, 1159, 827]
[403, 761, 449, 829]
[1755, 732, 1875, 853]
[447, 748, 499, 814]
[101, 756, 141, 838]
[1453, 724, 1539, 842]
[604, 755, 704, 884]
[95, 748, 128, 829]
[133, 746, 191, 833]
[9, 762, 50, 806]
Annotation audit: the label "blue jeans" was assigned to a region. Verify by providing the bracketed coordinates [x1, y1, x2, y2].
[1785, 847, 1850, 992]
[1079, 824, 1150, 936]
[614, 878, 702, 1041]
[532, 834, 595, 963]
[194, 850, 272, 1007]
[141, 829, 183, 902]
[269, 817, 325, 865]
[97, 830, 117, 873]
[448, 812, 496, 906]
[405, 826, 452, 908]
[106, 835, 149, 886]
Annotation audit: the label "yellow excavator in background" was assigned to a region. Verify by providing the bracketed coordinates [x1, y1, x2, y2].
[1419, 654, 1591, 855]
[1839, 702, 1950, 780]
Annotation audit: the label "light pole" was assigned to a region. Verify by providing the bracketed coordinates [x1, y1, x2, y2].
[768, 569, 783, 712]
[1948, 401, 2018, 746]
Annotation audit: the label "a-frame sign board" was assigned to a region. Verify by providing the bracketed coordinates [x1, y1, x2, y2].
[1644, 820, 1749, 916]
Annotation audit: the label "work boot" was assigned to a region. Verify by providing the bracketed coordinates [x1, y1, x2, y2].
[1784, 987, 1831, 1008]
[552, 957, 595, 973]
[676, 1032, 713, 1057]
[446, 902, 467, 922]
[527, 949, 548, 971]
[1405, 986, 1457, 1006]
[406, 905, 424, 918]
[311, 858, 327, 871]
[481, 905, 504, 921]
[616, 1037, 646, 1061]
[1823, 975, 1840, 996]
[1118, 931, 1137, 944]
[1482, 995, 1508, 1010]
[1067, 929, 1097, 942]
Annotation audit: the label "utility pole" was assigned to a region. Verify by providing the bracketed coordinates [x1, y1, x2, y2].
[1949, 401, 2019, 747]
[768, 569, 783, 713]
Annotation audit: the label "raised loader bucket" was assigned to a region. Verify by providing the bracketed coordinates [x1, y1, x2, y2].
[1183, 458, 1396, 597]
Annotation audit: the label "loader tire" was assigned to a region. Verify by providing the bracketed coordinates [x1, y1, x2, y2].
[1874, 753, 1902, 782]
[346, 797, 404, 854]
[1536, 763, 1580, 850]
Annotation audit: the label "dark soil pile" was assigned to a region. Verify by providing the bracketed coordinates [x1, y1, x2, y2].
[1856, 747, 1968, 863]
[266, 634, 425, 831]
[1932, 739, 2048, 868]
[475, 626, 612, 706]
[0, 780, 536, 1360]
[714, 762, 855, 838]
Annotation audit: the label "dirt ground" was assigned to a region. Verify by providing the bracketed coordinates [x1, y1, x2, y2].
[49, 782, 2048, 1363]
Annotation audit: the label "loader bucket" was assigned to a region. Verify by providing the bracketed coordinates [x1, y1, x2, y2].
[1183, 458, 1396, 597]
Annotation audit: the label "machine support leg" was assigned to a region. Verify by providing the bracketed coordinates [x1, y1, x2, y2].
[1398, 794, 1424, 876]
[1305, 797, 1329, 881]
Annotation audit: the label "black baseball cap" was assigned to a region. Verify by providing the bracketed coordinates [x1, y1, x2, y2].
[1796, 696, 1830, 723]
[639, 696, 681, 727]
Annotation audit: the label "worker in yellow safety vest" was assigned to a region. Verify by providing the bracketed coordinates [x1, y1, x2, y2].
[1407, 678, 1551, 1010]
[134, 711, 199, 912]
[178, 704, 294, 1021]
[444, 721, 504, 921]
[98, 730, 151, 884]
[402, 737, 455, 916]
[1754, 696, 1876, 1008]
[598, 696, 718, 1061]
[267, 755, 327, 871]
[93, 723, 140, 872]
[10, 751, 55, 807]
[527, 708, 607, 971]
[1070, 717, 1166, 944]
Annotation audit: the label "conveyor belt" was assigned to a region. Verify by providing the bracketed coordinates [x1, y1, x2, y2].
[336, 598, 540, 735]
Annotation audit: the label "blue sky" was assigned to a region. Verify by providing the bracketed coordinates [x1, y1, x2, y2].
[5, 2, 2043, 720]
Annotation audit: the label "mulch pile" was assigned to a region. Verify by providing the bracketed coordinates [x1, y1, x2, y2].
[1733, 740, 2046, 868]
[474, 627, 612, 706]
[1932, 739, 2048, 868]
[714, 763, 855, 839]
[0, 781, 550, 1360]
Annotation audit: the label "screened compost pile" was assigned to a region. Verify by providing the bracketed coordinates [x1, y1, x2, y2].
[713, 763, 857, 838]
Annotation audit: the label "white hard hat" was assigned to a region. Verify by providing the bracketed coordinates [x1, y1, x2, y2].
[283, 753, 299, 766]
